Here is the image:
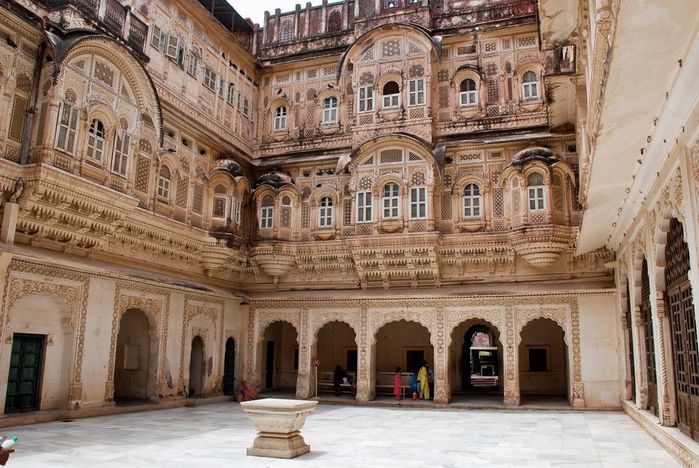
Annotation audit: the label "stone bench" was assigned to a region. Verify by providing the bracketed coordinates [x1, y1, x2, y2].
[317, 371, 356, 394]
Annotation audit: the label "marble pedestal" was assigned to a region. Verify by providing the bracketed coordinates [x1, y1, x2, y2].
[240, 398, 318, 459]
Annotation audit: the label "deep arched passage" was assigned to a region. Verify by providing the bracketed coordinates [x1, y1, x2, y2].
[260, 321, 298, 394]
[448, 319, 503, 403]
[314, 321, 357, 396]
[223, 338, 236, 396]
[188, 336, 204, 397]
[114, 309, 158, 402]
[372, 320, 433, 400]
[518, 318, 568, 404]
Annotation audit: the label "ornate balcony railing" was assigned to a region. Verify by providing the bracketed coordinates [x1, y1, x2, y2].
[37, 0, 148, 54]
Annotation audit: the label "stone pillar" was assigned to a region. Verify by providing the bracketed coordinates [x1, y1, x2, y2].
[569, 301, 585, 408]
[355, 308, 371, 402]
[632, 304, 649, 408]
[653, 293, 676, 426]
[503, 305, 519, 406]
[0, 203, 19, 245]
[433, 307, 448, 404]
[296, 308, 312, 399]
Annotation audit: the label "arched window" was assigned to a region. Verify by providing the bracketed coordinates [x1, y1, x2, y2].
[260, 195, 274, 228]
[112, 132, 130, 177]
[459, 79, 478, 106]
[382, 183, 400, 219]
[318, 196, 334, 227]
[279, 20, 293, 43]
[322, 97, 338, 124]
[85, 119, 106, 161]
[157, 166, 171, 200]
[462, 184, 481, 217]
[522, 71, 539, 100]
[274, 106, 287, 131]
[382, 81, 400, 109]
[527, 173, 546, 211]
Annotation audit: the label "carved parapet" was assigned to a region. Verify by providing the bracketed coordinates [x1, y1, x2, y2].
[509, 225, 575, 268]
[251, 243, 297, 284]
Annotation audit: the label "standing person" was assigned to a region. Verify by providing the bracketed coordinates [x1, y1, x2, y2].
[428, 365, 434, 400]
[410, 370, 418, 400]
[417, 361, 430, 400]
[393, 366, 403, 400]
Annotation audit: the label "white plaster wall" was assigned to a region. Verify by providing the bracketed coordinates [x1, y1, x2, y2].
[166, 292, 185, 397]
[0, 295, 72, 413]
[80, 278, 116, 407]
[578, 294, 621, 408]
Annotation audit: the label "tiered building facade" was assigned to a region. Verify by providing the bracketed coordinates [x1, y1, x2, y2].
[0, 0, 646, 429]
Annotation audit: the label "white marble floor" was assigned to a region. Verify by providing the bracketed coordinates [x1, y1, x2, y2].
[1, 402, 679, 467]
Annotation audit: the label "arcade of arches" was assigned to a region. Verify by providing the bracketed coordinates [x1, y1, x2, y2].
[246, 299, 605, 407]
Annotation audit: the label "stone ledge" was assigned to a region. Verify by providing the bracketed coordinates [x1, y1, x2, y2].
[0, 395, 233, 429]
[623, 399, 699, 467]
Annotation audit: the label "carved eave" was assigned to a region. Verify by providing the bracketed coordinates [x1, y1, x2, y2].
[348, 233, 441, 289]
[16, 165, 138, 252]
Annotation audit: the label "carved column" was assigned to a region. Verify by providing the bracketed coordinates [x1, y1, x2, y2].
[632, 304, 649, 409]
[355, 308, 371, 402]
[433, 307, 448, 404]
[503, 305, 519, 406]
[653, 293, 676, 426]
[569, 301, 585, 408]
[295, 308, 311, 399]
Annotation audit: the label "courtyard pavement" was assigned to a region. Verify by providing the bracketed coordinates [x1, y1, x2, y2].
[1, 402, 679, 467]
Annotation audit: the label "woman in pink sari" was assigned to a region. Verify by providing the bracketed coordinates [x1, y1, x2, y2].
[393, 366, 402, 400]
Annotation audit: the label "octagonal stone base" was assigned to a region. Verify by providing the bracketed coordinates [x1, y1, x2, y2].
[241, 398, 318, 459]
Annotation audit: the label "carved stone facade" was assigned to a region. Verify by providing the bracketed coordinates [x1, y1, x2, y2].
[0, 0, 627, 424]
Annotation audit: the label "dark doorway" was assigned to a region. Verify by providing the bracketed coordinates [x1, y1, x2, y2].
[406, 350, 424, 373]
[346, 349, 358, 373]
[188, 336, 204, 397]
[223, 338, 236, 395]
[265, 340, 275, 389]
[5, 334, 44, 413]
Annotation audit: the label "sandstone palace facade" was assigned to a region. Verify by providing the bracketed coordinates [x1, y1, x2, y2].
[1, 0, 699, 460]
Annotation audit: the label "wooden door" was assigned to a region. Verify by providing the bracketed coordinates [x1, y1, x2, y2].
[4, 334, 44, 413]
[665, 218, 699, 440]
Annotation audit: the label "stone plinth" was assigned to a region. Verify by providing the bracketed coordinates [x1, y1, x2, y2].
[240, 398, 318, 459]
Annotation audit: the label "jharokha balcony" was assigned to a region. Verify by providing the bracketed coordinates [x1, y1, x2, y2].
[38, 0, 148, 54]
